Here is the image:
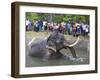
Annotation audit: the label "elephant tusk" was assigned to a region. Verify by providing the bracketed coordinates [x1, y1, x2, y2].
[46, 45, 56, 52]
[67, 37, 80, 47]
[44, 34, 51, 40]
[27, 37, 36, 46]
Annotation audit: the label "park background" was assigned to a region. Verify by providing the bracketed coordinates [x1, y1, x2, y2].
[0, 0, 100, 80]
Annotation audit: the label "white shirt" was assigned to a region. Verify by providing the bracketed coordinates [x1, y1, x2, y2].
[82, 25, 86, 30]
[85, 27, 89, 32]
[26, 20, 30, 26]
[43, 21, 47, 26]
[54, 25, 59, 29]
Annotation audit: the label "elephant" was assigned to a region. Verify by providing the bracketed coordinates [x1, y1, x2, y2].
[28, 30, 79, 61]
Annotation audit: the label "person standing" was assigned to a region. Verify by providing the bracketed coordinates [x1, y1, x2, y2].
[82, 22, 86, 36]
[85, 24, 89, 36]
[34, 20, 39, 32]
[75, 22, 81, 37]
[72, 22, 77, 37]
[38, 20, 43, 32]
[43, 20, 47, 31]
[53, 23, 59, 32]
[67, 21, 71, 35]
[26, 19, 30, 31]
[28, 20, 33, 31]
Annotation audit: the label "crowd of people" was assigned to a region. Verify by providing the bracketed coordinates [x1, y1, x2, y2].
[26, 19, 90, 37]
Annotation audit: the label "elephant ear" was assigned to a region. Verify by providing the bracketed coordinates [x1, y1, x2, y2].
[64, 36, 80, 47]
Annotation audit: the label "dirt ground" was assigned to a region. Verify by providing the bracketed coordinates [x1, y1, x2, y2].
[25, 31, 90, 67]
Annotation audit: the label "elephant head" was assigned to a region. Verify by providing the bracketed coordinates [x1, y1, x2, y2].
[46, 30, 79, 51]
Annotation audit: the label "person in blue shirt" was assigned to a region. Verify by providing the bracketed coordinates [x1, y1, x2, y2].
[76, 25, 81, 37]
[67, 21, 71, 35]
[38, 20, 43, 32]
[28, 20, 33, 31]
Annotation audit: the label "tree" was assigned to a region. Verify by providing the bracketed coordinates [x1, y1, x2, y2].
[26, 12, 89, 24]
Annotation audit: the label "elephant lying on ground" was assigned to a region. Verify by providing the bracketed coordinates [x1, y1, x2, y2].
[28, 31, 79, 61]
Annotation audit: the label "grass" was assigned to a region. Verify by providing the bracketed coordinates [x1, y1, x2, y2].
[26, 31, 89, 41]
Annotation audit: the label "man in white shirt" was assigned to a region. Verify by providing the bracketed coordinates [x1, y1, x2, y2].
[26, 19, 30, 31]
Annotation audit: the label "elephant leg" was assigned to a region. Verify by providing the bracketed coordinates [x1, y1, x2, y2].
[54, 51, 64, 58]
[68, 47, 77, 58]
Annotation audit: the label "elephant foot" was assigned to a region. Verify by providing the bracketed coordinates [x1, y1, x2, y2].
[51, 51, 64, 59]
[42, 51, 64, 61]
[74, 57, 84, 62]
[68, 47, 77, 58]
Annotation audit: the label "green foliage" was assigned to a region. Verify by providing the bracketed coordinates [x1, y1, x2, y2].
[26, 12, 38, 20]
[26, 12, 89, 23]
